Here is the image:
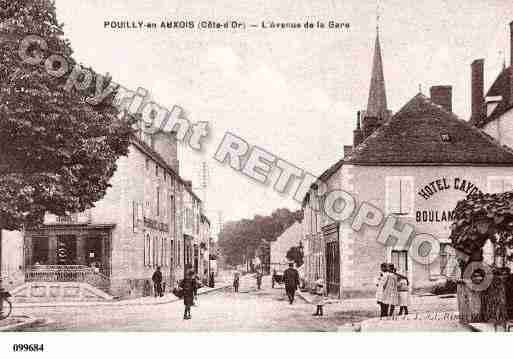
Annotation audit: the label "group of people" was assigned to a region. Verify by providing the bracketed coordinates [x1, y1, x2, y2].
[151, 267, 207, 320]
[375, 262, 410, 317]
[231, 268, 264, 293]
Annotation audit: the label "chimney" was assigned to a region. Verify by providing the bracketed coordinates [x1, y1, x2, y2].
[471, 59, 485, 124]
[353, 111, 364, 147]
[362, 115, 379, 139]
[343, 145, 353, 157]
[430, 85, 453, 112]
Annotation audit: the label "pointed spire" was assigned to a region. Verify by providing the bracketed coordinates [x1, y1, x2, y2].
[366, 27, 388, 119]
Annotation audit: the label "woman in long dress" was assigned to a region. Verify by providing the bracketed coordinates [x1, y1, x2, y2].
[375, 263, 388, 317]
[381, 263, 399, 316]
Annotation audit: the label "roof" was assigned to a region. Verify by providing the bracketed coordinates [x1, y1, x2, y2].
[477, 66, 513, 126]
[346, 93, 513, 165]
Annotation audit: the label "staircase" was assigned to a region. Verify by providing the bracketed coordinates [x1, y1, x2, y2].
[10, 265, 113, 302]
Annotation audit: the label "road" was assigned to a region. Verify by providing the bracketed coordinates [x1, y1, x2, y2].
[13, 276, 369, 332]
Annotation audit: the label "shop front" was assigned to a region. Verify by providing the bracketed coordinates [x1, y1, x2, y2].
[24, 223, 114, 291]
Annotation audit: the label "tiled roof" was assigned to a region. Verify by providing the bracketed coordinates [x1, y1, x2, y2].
[345, 93, 513, 165]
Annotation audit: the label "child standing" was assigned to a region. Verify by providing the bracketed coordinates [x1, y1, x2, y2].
[233, 271, 240, 293]
[312, 278, 325, 316]
[397, 275, 410, 315]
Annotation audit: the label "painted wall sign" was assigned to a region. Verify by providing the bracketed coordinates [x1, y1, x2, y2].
[417, 177, 483, 200]
[415, 177, 483, 223]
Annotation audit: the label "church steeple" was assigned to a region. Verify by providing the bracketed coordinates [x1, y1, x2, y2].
[366, 28, 388, 119]
[353, 5, 392, 147]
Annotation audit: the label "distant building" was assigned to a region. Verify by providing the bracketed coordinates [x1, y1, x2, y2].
[472, 22, 513, 150]
[271, 221, 303, 266]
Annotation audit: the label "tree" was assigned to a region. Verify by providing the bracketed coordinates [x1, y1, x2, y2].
[450, 191, 513, 264]
[286, 246, 304, 267]
[0, 0, 134, 231]
[217, 208, 303, 266]
[450, 191, 513, 323]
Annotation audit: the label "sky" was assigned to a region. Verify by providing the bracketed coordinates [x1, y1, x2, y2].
[54, 0, 513, 233]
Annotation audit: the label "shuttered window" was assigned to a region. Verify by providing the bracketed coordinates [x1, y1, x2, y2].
[386, 177, 414, 216]
[487, 176, 513, 194]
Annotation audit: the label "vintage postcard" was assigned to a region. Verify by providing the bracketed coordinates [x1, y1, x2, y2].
[1, 0, 513, 354]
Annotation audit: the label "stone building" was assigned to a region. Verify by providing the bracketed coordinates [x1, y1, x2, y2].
[303, 23, 513, 298]
[1, 126, 209, 301]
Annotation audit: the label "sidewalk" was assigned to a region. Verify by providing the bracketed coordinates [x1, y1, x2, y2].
[297, 290, 469, 331]
[0, 315, 45, 332]
[11, 280, 232, 309]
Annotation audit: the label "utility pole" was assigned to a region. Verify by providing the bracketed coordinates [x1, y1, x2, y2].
[197, 161, 209, 210]
[0, 230, 3, 316]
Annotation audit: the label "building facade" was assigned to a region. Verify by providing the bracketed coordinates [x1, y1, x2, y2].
[303, 23, 513, 299]
[2, 125, 211, 300]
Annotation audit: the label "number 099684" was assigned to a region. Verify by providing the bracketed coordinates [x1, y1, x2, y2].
[12, 344, 44, 352]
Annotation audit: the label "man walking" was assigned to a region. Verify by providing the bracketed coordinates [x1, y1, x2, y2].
[283, 262, 300, 304]
[256, 270, 263, 290]
[152, 266, 163, 297]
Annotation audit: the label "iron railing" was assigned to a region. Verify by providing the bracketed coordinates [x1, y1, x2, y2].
[25, 265, 110, 290]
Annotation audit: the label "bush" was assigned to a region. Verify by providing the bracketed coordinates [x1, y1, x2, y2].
[430, 279, 457, 295]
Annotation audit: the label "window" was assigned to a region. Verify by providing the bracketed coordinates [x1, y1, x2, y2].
[156, 186, 160, 217]
[161, 238, 165, 267]
[32, 236, 49, 265]
[132, 201, 143, 233]
[177, 241, 181, 267]
[391, 250, 408, 276]
[145, 200, 151, 218]
[155, 164, 159, 177]
[440, 133, 451, 143]
[144, 235, 151, 266]
[145, 158, 150, 171]
[386, 177, 414, 215]
[440, 243, 451, 276]
[487, 176, 513, 193]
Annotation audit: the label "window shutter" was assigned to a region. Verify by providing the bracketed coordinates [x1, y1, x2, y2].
[401, 178, 414, 215]
[386, 177, 400, 214]
[133, 201, 138, 233]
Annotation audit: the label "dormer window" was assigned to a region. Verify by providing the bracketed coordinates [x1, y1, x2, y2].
[440, 133, 451, 143]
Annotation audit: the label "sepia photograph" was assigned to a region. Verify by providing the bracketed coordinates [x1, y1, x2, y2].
[1, 0, 513, 356]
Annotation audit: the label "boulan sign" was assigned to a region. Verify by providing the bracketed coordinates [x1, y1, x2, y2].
[415, 177, 483, 223]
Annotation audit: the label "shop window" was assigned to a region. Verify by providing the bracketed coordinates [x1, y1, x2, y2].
[386, 176, 414, 216]
[487, 176, 513, 193]
[32, 236, 49, 265]
[391, 250, 408, 276]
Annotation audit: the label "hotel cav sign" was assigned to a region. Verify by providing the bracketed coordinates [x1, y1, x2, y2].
[416, 177, 483, 223]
